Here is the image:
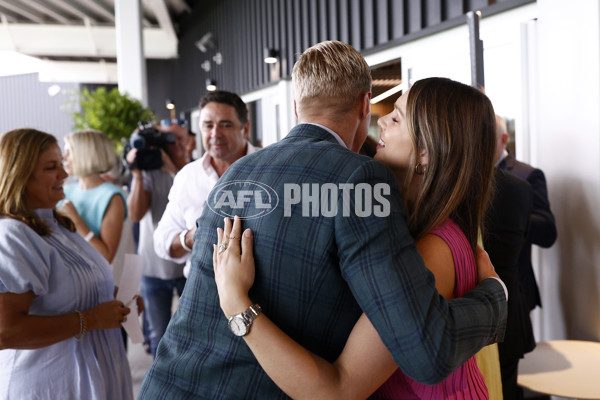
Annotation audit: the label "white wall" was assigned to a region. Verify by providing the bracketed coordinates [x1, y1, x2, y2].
[534, 0, 600, 342]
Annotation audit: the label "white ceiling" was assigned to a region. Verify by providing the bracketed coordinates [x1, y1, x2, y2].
[0, 0, 196, 82]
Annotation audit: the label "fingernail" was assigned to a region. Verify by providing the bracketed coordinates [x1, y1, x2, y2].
[244, 229, 252, 237]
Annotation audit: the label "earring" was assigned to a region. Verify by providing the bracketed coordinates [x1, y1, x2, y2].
[415, 163, 427, 175]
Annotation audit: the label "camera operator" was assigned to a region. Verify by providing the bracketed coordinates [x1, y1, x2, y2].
[125, 119, 189, 358]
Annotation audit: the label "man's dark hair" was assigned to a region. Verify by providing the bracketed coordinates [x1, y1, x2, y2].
[199, 90, 248, 124]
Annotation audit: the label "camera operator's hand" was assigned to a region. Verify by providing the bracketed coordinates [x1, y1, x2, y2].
[126, 148, 142, 180]
[160, 148, 178, 176]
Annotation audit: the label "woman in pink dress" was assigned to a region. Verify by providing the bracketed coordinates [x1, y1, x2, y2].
[213, 77, 496, 399]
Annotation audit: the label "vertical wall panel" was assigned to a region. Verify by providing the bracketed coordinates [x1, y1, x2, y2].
[309, 0, 319, 45]
[293, 0, 302, 57]
[362, 0, 375, 49]
[350, 0, 362, 49]
[301, 0, 310, 49]
[285, 0, 295, 77]
[252, 2, 260, 88]
[328, 0, 339, 41]
[375, 0, 390, 45]
[338, 0, 350, 44]
[318, 0, 328, 42]
[406, 0, 423, 33]
[425, 0, 442, 26]
[390, 0, 406, 39]
[261, 0, 269, 84]
[468, 0, 490, 10]
[271, 0, 283, 80]
[444, 0, 464, 19]
[233, 2, 244, 92]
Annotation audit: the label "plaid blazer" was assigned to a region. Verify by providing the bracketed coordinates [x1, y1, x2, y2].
[140, 124, 507, 399]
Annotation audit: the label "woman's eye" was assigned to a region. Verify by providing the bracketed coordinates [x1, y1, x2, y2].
[392, 118, 398, 123]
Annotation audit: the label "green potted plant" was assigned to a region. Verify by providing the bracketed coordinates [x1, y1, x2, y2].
[69, 86, 155, 154]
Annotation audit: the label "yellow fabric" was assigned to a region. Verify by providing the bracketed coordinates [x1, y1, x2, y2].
[475, 343, 503, 399]
[475, 233, 503, 399]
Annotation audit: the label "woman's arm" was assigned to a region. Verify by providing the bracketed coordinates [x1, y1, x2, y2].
[214, 217, 396, 400]
[214, 218, 459, 399]
[415, 234, 455, 300]
[59, 195, 126, 262]
[0, 291, 130, 350]
[96, 194, 126, 262]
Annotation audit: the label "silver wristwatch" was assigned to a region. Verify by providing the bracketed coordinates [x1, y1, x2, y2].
[227, 304, 262, 337]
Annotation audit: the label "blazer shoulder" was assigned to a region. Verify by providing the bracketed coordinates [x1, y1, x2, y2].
[505, 155, 536, 179]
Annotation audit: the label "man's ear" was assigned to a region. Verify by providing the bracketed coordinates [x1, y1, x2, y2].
[360, 92, 372, 119]
[501, 132, 509, 148]
[242, 121, 250, 139]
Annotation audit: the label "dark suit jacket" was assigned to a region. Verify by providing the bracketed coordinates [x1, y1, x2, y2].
[485, 169, 536, 365]
[140, 124, 507, 399]
[499, 153, 557, 310]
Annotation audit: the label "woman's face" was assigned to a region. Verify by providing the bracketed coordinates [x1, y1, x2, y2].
[374, 91, 414, 177]
[26, 143, 68, 209]
[62, 143, 74, 175]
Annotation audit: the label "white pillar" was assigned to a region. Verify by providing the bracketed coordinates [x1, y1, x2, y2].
[114, 0, 148, 106]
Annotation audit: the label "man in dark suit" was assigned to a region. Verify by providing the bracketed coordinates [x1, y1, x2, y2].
[139, 41, 507, 399]
[495, 115, 557, 312]
[485, 167, 535, 400]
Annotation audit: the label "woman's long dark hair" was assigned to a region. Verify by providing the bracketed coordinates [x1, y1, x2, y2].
[405, 78, 496, 253]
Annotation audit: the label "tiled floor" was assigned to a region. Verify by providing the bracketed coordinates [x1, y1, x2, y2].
[128, 337, 153, 398]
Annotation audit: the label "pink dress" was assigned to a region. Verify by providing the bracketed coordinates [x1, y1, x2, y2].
[372, 219, 489, 400]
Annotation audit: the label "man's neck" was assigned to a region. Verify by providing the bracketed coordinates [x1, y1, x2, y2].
[210, 143, 248, 177]
[298, 116, 361, 153]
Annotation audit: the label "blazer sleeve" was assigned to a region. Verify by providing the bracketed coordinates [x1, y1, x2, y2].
[336, 159, 507, 385]
[527, 168, 557, 247]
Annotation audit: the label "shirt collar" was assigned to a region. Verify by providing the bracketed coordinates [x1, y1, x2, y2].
[305, 123, 348, 149]
[495, 149, 509, 167]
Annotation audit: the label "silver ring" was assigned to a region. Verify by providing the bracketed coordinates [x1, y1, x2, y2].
[229, 236, 241, 240]
[218, 242, 228, 254]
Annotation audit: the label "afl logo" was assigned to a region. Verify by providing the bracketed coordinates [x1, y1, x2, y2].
[207, 180, 279, 220]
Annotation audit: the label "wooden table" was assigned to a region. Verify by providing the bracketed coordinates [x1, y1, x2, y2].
[517, 340, 600, 399]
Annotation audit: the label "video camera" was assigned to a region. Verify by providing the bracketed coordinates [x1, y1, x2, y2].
[126, 122, 176, 170]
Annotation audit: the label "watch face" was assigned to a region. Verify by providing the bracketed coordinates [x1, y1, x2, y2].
[229, 316, 247, 336]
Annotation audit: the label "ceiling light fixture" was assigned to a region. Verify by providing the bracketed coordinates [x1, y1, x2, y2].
[206, 79, 217, 92]
[264, 48, 279, 64]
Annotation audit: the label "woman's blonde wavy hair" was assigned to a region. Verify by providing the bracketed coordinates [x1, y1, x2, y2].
[0, 128, 74, 236]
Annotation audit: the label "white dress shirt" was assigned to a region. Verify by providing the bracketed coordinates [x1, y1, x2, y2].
[153, 143, 260, 276]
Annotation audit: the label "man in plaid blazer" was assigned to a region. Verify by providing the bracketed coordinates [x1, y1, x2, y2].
[140, 41, 507, 399]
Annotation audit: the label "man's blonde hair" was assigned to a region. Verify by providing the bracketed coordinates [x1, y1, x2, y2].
[292, 41, 371, 116]
[65, 130, 116, 177]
